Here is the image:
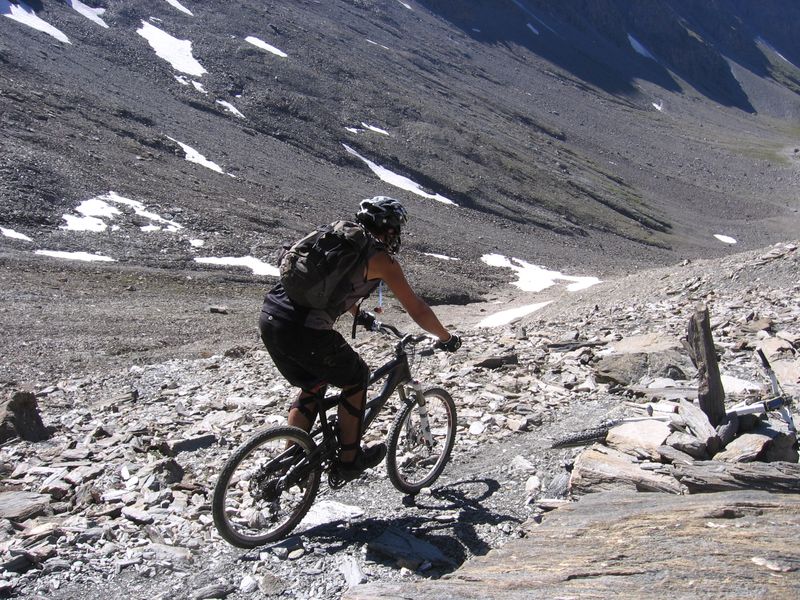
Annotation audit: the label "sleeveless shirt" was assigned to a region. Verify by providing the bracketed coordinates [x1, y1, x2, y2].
[262, 243, 382, 330]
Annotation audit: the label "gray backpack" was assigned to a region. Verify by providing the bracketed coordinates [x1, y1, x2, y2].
[278, 220, 371, 311]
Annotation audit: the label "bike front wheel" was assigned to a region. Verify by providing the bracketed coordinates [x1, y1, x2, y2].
[386, 387, 457, 495]
[212, 425, 321, 548]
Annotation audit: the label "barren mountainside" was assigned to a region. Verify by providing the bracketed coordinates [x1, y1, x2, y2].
[1, 2, 800, 599]
[1, 0, 799, 304]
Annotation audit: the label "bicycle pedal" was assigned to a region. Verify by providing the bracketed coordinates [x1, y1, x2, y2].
[328, 470, 347, 490]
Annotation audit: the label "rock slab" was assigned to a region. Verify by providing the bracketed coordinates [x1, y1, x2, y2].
[344, 491, 800, 599]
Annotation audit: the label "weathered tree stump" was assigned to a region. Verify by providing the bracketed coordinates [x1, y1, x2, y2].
[683, 306, 726, 427]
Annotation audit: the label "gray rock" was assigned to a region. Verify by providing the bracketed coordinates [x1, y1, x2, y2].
[191, 583, 236, 600]
[367, 526, 454, 568]
[159, 433, 217, 456]
[343, 491, 800, 600]
[338, 556, 367, 588]
[665, 431, 709, 459]
[714, 433, 771, 462]
[0, 391, 49, 443]
[569, 445, 685, 495]
[474, 354, 519, 369]
[122, 506, 154, 525]
[0, 492, 50, 521]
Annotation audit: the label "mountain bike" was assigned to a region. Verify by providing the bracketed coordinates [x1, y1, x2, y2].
[551, 349, 796, 448]
[211, 322, 457, 548]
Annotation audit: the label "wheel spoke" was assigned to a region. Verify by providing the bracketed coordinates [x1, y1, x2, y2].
[387, 388, 456, 494]
[212, 427, 321, 547]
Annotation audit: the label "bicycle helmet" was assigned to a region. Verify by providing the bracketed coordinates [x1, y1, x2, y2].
[355, 196, 408, 253]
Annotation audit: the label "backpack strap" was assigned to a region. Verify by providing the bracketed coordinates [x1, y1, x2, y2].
[351, 298, 364, 339]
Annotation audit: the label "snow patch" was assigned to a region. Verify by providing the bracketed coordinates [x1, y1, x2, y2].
[66, 0, 108, 28]
[195, 256, 278, 277]
[714, 234, 737, 245]
[1, 227, 33, 242]
[482, 254, 600, 292]
[478, 302, 552, 328]
[628, 34, 655, 60]
[423, 252, 459, 261]
[361, 123, 390, 135]
[342, 144, 457, 206]
[366, 39, 390, 50]
[216, 100, 245, 119]
[60, 192, 183, 233]
[167, 137, 225, 174]
[36, 250, 115, 263]
[137, 21, 206, 76]
[245, 36, 288, 58]
[1, 0, 70, 44]
[164, 0, 193, 16]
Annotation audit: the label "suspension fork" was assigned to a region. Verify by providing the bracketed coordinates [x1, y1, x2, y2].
[402, 381, 435, 447]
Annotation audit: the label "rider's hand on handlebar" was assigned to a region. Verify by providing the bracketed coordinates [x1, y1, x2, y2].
[435, 334, 461, 352]
[355, 310, 378, 331]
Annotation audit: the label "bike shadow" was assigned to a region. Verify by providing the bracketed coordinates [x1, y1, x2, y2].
[296, 477, 522, 575]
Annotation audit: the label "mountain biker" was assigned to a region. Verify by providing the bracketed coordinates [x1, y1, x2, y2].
[259, 196, 461, 480]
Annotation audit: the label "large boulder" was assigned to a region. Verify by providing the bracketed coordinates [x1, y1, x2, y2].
[344, 491, 800, 599]
[593, 334, 692, 386]
[0, 391, 49, 443]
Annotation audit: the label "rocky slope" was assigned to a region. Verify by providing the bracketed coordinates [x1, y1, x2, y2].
[0, 239, 797, 599]
[1, 1, 800, 598]
[1, 0, 799, 305]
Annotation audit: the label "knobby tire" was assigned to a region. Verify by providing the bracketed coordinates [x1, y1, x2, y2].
[212, 425, 321, 548]
[386, 387, 456, 495]
[550, 425, 611, 449]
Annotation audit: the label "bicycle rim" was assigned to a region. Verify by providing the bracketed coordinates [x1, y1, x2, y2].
[387, 387, 456, 495]
[212, 426, 321, 548]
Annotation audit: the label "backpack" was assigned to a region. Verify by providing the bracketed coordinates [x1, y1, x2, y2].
[278, 220, 371, 311]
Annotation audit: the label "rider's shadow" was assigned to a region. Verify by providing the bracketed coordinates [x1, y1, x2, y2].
[296, 477, 522, 575]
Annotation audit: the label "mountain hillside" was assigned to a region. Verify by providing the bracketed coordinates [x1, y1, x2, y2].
[1, 2, 800, 598]
[1, 0, 799, 304]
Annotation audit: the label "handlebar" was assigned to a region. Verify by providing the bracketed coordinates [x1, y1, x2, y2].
[354, 310, 448, 356]
[373, 321, 437, 355]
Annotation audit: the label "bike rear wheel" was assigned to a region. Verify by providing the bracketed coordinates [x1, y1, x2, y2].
[386, 387, 456, 495]
[212, 425, 321, 548]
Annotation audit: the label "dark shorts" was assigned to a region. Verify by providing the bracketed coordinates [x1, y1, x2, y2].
[259, 312, 369, 392]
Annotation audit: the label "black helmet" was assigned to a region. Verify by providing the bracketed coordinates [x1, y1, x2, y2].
[355, 196, 408, 233]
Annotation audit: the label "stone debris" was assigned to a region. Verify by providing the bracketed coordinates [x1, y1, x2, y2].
[338, 555, 367, 588]
[0, 241, 797, 598]
[564, 245, 799, 498]
[367, 527, 455, 569]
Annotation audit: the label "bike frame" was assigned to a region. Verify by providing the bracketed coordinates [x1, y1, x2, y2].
[306, 331, 430, 466]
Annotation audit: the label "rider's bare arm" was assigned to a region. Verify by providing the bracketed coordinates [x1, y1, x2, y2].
[366, 252, 451, 342]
